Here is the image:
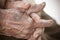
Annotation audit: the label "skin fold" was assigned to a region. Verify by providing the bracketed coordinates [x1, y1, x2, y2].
[0, 0, 53, 40]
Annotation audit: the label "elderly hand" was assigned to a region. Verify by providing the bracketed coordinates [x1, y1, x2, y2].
[27, 2, 54, 40]
[0, 1, 54, 40]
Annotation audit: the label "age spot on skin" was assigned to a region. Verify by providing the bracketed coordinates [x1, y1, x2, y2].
[13, 13, 21, 21]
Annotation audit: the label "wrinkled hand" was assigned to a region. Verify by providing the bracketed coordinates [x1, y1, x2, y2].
[0, 1, 54, 40]
[0, 8, 34, 39]
[27, 2, 54, 40]
[0, 1, 34, 39]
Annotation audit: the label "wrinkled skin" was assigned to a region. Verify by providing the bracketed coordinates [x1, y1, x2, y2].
[0, 1, 54, 40]
[26, 2, 54, 40]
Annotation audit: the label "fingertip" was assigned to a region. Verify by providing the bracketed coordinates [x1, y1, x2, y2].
[40, 2, 46, 9]
[42, 2, 46, 6]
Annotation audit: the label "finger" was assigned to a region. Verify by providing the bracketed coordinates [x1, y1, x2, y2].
[22, 3, 31, 10]
[39, 2, 46, 10]
[17, 8, 26, 13]
[34, 2, 46, 12]
[38, 36, 41, 40]
[27, 2, 46, 14]
[6, 0, 22, 2]
[28, 28, 44, 40]
[30, 13, 40, 23]
[6, 0, 16, 2]
[39, 19, 54, 27]
[33, 19, 54, 28]
[6, 1, 25, 9]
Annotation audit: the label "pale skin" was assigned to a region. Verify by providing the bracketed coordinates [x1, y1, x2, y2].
[0, 0, 54, 40]
[26, 2, 54, 40]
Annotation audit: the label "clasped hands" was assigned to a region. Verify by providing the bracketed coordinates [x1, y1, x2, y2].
[0, 1, 54, 40]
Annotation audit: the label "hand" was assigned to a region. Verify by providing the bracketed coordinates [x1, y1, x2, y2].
[27, 2, 54, 40]
[0, 9, 34, 39]
[0, 1, 54, 40]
